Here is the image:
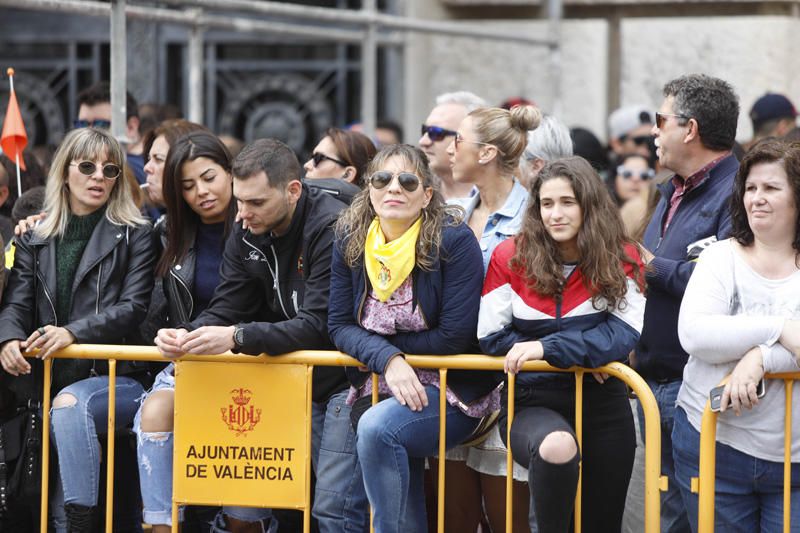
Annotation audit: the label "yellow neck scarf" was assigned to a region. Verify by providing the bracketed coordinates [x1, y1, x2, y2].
[364, 217, 421, 302]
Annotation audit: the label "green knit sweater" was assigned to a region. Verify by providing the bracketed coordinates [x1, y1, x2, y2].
[55, 208, 105, 323]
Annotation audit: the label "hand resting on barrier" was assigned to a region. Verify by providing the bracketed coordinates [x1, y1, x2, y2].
[155, 326, 236, 358]
[719, 346, 764, 416]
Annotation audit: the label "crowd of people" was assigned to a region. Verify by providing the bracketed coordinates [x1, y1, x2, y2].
[0, 73, 799, 533]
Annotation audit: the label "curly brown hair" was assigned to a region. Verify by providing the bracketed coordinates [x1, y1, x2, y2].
[335, 144, 464, 271]
[511, 156, 643, 309]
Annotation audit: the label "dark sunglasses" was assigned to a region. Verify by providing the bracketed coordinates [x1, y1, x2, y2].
[655, 112, 689, 129]
[70, 161, 122, 180]
[369, 171, 421, 192]
[73, 119, 112, 130]
[629, 135, 652, 147]
[617, 165, 655, 180]
[421, 124, 457, 142]
[312, 152, 348, 168]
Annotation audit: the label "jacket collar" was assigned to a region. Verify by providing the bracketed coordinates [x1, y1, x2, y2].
[656, 153, 738, 199]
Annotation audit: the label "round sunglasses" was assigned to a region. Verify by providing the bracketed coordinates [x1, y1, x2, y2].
[616, 165, 655, 180]
[70, 161, 122, 180]
[368, 171, 422, 192]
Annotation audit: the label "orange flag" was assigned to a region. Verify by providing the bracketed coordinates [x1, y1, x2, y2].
[1, 68, 28, 171]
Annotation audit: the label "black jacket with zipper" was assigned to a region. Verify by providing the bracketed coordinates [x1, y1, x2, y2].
[184, 185, 349, 403]
[0, 216, 157, 392]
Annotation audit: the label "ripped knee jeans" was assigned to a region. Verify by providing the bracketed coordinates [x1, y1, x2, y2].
[50, 376, 144, 519]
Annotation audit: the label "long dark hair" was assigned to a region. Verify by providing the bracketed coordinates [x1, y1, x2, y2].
[156, 131, 235, 277]
[327, 128, 377, 187]
[511, 156, 642, 309]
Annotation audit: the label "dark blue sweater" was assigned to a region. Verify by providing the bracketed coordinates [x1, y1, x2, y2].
[635, 153, 739, 381]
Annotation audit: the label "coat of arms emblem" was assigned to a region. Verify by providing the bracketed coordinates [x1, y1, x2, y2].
[221, 388, 262, 436]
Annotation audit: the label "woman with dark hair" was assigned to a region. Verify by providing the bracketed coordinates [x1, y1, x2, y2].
[303, 128, 377, 205]
[326, 144, 497, 531]
[142, 119, 207, 209]
[674, 138, 800, 531]
[0, 128, 156, 531]
[134, 131, 274, 532]
[479, 156, 645, 532]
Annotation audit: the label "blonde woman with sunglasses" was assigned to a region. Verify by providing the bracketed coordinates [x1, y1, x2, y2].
[0, 127, 156, 531]
[325, 144, 498, 532]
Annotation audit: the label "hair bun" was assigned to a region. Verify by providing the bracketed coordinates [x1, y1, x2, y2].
[510, 105, 542, 132]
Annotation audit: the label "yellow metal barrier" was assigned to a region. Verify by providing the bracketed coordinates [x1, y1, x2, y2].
[695, 372, 800, 533]
[29, 345, 664, 533]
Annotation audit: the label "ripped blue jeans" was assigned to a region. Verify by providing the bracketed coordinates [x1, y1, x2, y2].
[50, 375, 144, 531]
[134, 364, 275, 528]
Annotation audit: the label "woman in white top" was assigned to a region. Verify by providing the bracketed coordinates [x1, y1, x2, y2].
[675, 138, 800, 532]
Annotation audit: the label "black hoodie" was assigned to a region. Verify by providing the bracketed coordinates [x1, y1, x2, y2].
[184, 184, 348, 403]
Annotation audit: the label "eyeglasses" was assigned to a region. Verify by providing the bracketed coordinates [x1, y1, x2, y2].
[454, 133, 505, 155]
[368, 171, 422, 192]
[73, 119, 112, 130]
[617, 165, 655, 181]
[655, 112, 690, 129]
[626, 135, 652, 147]
[421, 124, 457, 142]
[312, 152, 348, 168]
[70, 161, 122, 180]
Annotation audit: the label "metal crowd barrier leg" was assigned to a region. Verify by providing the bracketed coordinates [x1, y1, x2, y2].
[305, 365, 314, 533]
[696, 402, 719, 533]
[437, 369, 447, 532]
[574, 370, 584, 533]
[784, 379, 793, 533]
[40, 358, 53, 533]
[105, 360, 116, 533]
[505, 372, 516, 533]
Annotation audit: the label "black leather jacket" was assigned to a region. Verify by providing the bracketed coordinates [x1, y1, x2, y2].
[0, 216, 157, 387]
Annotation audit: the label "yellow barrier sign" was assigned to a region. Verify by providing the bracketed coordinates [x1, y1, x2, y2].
[173, 361, 309, 509]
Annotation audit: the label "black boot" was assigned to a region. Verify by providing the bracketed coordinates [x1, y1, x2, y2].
[64, 504, 95, 533]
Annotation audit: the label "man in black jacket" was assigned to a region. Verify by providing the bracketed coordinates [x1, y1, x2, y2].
[155, 138, 349, 532]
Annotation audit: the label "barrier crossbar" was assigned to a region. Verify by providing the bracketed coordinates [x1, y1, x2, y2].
[28, 345, 663, 533]
[694, 372, 800, 533]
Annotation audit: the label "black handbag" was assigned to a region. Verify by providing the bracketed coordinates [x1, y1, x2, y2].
[0, 246, 44, 516]
[0, 396, 42, 515]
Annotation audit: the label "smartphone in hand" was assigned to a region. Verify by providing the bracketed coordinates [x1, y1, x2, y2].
[710, 379, 766, 412]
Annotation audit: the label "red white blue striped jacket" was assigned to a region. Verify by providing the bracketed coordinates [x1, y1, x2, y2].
[478, 238, 646, 386]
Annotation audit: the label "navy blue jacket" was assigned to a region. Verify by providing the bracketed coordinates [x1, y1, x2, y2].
[636, 153, 738, 381]
[328, 220, 498, 404]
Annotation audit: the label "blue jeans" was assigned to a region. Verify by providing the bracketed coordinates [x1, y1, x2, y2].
[312, 389, 369, 532]
[638, 379, 692, 533]
[672, 406, 800, 533]
[356, 386, 480, 533]
[135, 365, 275, 527]
[50, 376, 144, 531]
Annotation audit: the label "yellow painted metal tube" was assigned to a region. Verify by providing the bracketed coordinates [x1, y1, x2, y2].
[370, 372, 378, 533]
[438, 369, 447, 533]
[29, 348, 665, 533]
[105, 360, 116, 533]
[784, 379, 793, 533]
[505, 371, 516, 533]
[304, 366, 314, 533]
[39, 358, 52, 533]
[574, 370, 584, 533]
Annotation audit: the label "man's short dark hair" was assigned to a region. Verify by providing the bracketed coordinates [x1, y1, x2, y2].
[663, 74, 739, 152]
[232, 139, 301, 189]
[78, 81, 138, 120]
[11, 186, 45, 225]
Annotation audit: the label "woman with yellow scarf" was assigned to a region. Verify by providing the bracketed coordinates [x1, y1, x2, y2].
[323, 144, 498, 532]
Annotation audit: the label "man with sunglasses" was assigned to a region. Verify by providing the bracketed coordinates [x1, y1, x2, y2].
[635, 74, 740, 533]
[608, 104, 656, 160]
[76, 82, 146, 186]
[418, 91, 485, 200]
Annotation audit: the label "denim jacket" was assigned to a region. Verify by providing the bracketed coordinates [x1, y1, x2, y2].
[450, 179, 528, 271]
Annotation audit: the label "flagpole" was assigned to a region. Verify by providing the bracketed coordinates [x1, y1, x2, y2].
[6, 68, 22, 196]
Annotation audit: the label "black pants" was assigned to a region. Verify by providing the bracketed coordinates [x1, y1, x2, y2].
[499, 378, 635, 533]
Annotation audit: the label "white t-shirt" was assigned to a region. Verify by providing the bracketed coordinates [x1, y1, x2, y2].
[677, 239, 800, 462]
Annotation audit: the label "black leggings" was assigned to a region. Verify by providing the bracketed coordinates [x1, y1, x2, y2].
[499, 378, 635, 533]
